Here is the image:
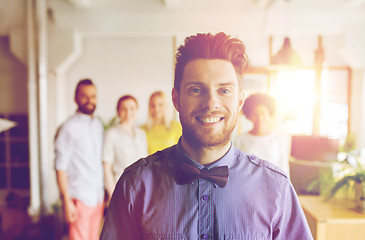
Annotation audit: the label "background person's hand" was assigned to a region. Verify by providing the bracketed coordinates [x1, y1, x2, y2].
[64, 198, 77, 223]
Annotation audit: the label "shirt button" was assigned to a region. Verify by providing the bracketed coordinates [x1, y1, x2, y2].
[249, 155, 256, 161]
[202, 195, 209, 201]
[201, 234, 209, 239]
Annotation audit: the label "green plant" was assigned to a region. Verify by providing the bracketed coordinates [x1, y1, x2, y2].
[327, 171, 365, 199]
[98, 116, 119, 130]
[339, 133, 356, 153]
[306, 134, 358, 197]
[326, 153, 365, 200]
[306, 134, 365, 203]
[306, 171, 336, 197]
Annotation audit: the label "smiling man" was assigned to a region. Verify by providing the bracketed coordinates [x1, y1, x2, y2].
[55, 79, 104, 240]
[173, 58, 243, 165]
[100, 33, 313, 240]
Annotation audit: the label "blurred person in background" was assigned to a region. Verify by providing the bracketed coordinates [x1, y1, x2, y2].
[141, 91, 181, 154]
[55, 79, 104, 240]
[103, 95, 147, 202]
[234, 93, 291, 175]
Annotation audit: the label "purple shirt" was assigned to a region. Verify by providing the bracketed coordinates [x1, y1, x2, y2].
[100, 142, 313, 240]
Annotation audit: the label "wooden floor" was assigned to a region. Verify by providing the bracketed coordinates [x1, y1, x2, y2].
[0, 206, 67, 240]
[0, 206, 31, 239]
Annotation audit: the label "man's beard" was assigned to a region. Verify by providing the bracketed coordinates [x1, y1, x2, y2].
[180, 112, 237, 149]
[78, 103, 96, 115]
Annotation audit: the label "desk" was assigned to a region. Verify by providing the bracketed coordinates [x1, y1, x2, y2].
[299, 195, 365, 240]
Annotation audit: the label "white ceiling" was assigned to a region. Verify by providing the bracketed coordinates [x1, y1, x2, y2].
[1, 0, 365, 66]
[45, 0, 365, 38]
[60, 0, 365, 11]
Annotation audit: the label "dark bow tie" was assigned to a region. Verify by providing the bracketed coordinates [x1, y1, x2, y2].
[178, 162, 229, 188]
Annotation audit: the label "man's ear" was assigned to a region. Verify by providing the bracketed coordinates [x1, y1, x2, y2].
[74, 95, 78, 105]
[172, 87, 180, 112]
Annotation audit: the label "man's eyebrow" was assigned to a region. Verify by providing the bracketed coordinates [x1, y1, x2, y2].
[218, 82, 237, 87]
[182, 82, 204, 87]
[183, 81, 237, 87]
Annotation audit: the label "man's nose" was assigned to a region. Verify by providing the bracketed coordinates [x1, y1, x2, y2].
[201, 91, 220, 110]
[86, 96, 96, 103]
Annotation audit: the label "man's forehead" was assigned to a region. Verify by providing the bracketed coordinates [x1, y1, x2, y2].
[182, 69, 239, 89]
[79, 85, 95, 91]
[77, 85, 96, 95]
[184, 58, 237, 74]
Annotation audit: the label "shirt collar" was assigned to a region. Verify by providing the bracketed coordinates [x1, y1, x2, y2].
[175, 139, 235, 170]
[75, 111, 95, 121]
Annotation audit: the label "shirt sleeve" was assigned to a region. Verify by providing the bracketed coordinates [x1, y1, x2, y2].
[273, 180, 313, 240]
[54, 124, 73, 170]
[100, 174, 143, 240]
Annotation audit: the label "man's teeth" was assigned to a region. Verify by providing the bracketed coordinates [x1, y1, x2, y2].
[200, 117, 221, 123]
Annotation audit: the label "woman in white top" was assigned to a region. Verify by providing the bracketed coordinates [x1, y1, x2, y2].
[103, 95, 148, 201]
[234, 93, 291, 175]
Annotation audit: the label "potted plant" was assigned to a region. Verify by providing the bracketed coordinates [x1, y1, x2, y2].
[99, 115, 119, 130]
[326, 151, 365, 212]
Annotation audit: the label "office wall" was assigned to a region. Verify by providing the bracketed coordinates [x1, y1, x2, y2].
[0, 37, 27, 114]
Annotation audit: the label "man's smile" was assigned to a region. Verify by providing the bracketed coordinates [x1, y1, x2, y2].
[196, 116, 224, 124]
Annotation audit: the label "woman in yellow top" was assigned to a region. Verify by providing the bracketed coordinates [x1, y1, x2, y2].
[141, 91, 182, 154]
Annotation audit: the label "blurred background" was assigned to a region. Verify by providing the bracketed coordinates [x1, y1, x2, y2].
[1, 0, 365, 239]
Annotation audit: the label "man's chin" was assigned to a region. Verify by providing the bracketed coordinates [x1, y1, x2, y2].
[202, 138, 230, 148]
[183, 133, 230, 149]
[78, 107, 96, 115]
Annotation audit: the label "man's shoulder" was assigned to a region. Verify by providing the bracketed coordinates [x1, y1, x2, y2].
[62, 113, 102, 126]
[124, 145, 176, 174]
[59, 113, 83, 127]
[56, 114, 78, 134]
[233, 147, 288, 179]
[57, 113, 103, 137]
[123, 152, 160, 174]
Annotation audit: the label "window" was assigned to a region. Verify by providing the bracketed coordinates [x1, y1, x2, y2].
[242, 66, 351, 144]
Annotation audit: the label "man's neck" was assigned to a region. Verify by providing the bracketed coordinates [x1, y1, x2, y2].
[180, 137, 231, 165]
[76, 110, 93, 118]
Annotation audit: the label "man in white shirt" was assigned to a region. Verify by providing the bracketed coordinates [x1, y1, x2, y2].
[55, 79, 104, 240]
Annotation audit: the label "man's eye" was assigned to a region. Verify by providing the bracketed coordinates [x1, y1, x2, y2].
[219, 89, 231, 94]
[189, 88, 201, 95]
